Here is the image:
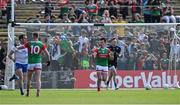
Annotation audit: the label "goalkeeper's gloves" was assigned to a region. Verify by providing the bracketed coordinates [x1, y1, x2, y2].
[46, 61, 50, 66]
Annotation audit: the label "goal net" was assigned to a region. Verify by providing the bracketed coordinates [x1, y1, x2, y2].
[5, 23, 180, 89]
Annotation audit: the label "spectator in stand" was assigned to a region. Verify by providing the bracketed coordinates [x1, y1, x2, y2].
[60, 13, 71, 34]
[33, 14, 41, 34]
[72, 5, 84, 19]
[18, 0, 26, 5]
[163, 36, 170, 57]
[117, 37, 128, 70]
[138, 33, 150, 51]
[89, 14, 98, 23]
[115, 14, 127, 37]
[85, 0, 89, 6]
[70, 16, 81, 36]
[45, 0, 53, 16]
[161, 0, 176, 23]
[85, 0, 98, 19]
[44, 14, 52, 23]
[78, 30, 89, 53]
[118, 0, 130, 20]
[60, 13, 71, 23]
[100, 9, 112, 38]
[97, 0, 108, 16]
[68, 7, 76, 19]
[149, 33, 161, 53]
[78, 11, 89, 23]
[100, 9, 112, 23]
[57, 0, 69, 19]
[110, 15, 117, 23]
[131, 0, 142, 15]
[44, 14, 57, 36]
[143, 0, 153, 23]
[159, 38, 167, 56]
[6, 0, 11, 24]
[128, 52, 137, 70]
[34, 14, 41, 23]
[136, 50, 145, 70]
[160, 52, 169, 70]
[128, 37, 139, 54]
[108, 0, 118, 17]
[25, 15, 41, 41]
[151, 0, 161, 23]
[143, 52, 157, 70]
[0, 0, 8, 19]
[130, 13, 144, 23]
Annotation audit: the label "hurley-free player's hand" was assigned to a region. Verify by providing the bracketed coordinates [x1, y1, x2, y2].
[46, 61, 50, 66]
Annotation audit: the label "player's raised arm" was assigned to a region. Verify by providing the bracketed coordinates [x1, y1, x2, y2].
[92, 46, 98, 58]
[42, 44, 51, 66]
[44, 48, 51, 66]
[8, 49, 15, 62]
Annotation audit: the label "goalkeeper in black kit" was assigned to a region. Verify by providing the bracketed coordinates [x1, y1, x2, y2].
[106, 38, 121, 90]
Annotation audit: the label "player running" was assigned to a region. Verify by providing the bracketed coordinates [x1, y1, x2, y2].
[8, 34, 28, 95]
[106, 38, 121, 90]
[17, 32, 50, 97]
[92, 37, 114, 92]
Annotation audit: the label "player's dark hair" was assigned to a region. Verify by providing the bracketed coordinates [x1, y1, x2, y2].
[33, 32, 39, 38]
[19, 34, 25, 41]
[99, 37, 106, 42]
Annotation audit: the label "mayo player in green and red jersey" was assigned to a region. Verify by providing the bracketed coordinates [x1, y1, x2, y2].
[92, 37, 114, 92]
[18, 33, 50, 97]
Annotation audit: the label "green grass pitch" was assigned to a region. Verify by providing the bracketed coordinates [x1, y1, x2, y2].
[0, 89, 180, 104]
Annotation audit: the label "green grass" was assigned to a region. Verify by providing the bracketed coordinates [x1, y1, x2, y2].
[0, 89, 180, 104]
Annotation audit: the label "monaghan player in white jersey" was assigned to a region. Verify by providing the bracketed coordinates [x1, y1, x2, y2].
[8, 34, 28, 95]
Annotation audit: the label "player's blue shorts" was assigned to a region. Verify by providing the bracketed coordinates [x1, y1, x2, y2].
[15, 63, 28, 73]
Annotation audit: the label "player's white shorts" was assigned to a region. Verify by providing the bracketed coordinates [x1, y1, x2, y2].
[28, 63, 42, 70]
[96, 65, 108, 72]
[109, 66, 116, 72]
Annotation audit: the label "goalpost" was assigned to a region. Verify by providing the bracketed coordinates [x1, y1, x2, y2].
[4, 0, 15, 90]
[168, 27, 180, 88]
[5, 21, 180, 89]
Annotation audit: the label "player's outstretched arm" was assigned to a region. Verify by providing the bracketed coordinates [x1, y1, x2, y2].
[8, 50, 15, 62]
[109, 51, 114, 60]
[16, 45, 26, 50]
[92, 46, 97, 58]
[44, 48, 51, 66]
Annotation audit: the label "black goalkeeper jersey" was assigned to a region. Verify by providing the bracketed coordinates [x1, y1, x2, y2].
[108, 45, 121, 67]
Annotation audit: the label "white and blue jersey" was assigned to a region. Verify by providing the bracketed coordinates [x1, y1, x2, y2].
[12, 45, 28, 72]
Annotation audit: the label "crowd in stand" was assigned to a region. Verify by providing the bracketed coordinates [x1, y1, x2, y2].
[42, 0, 179, 23]
[27, 0, 179, 71]
[0, 40, 6, 85]
[0, 0, 180, 84]
[43, 24, 179, 71]
[0, 0, 180, 23]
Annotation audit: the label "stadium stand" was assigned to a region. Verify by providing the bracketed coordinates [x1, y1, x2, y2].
[0, 0, 180, 88]
[0, 0, 179, 42]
